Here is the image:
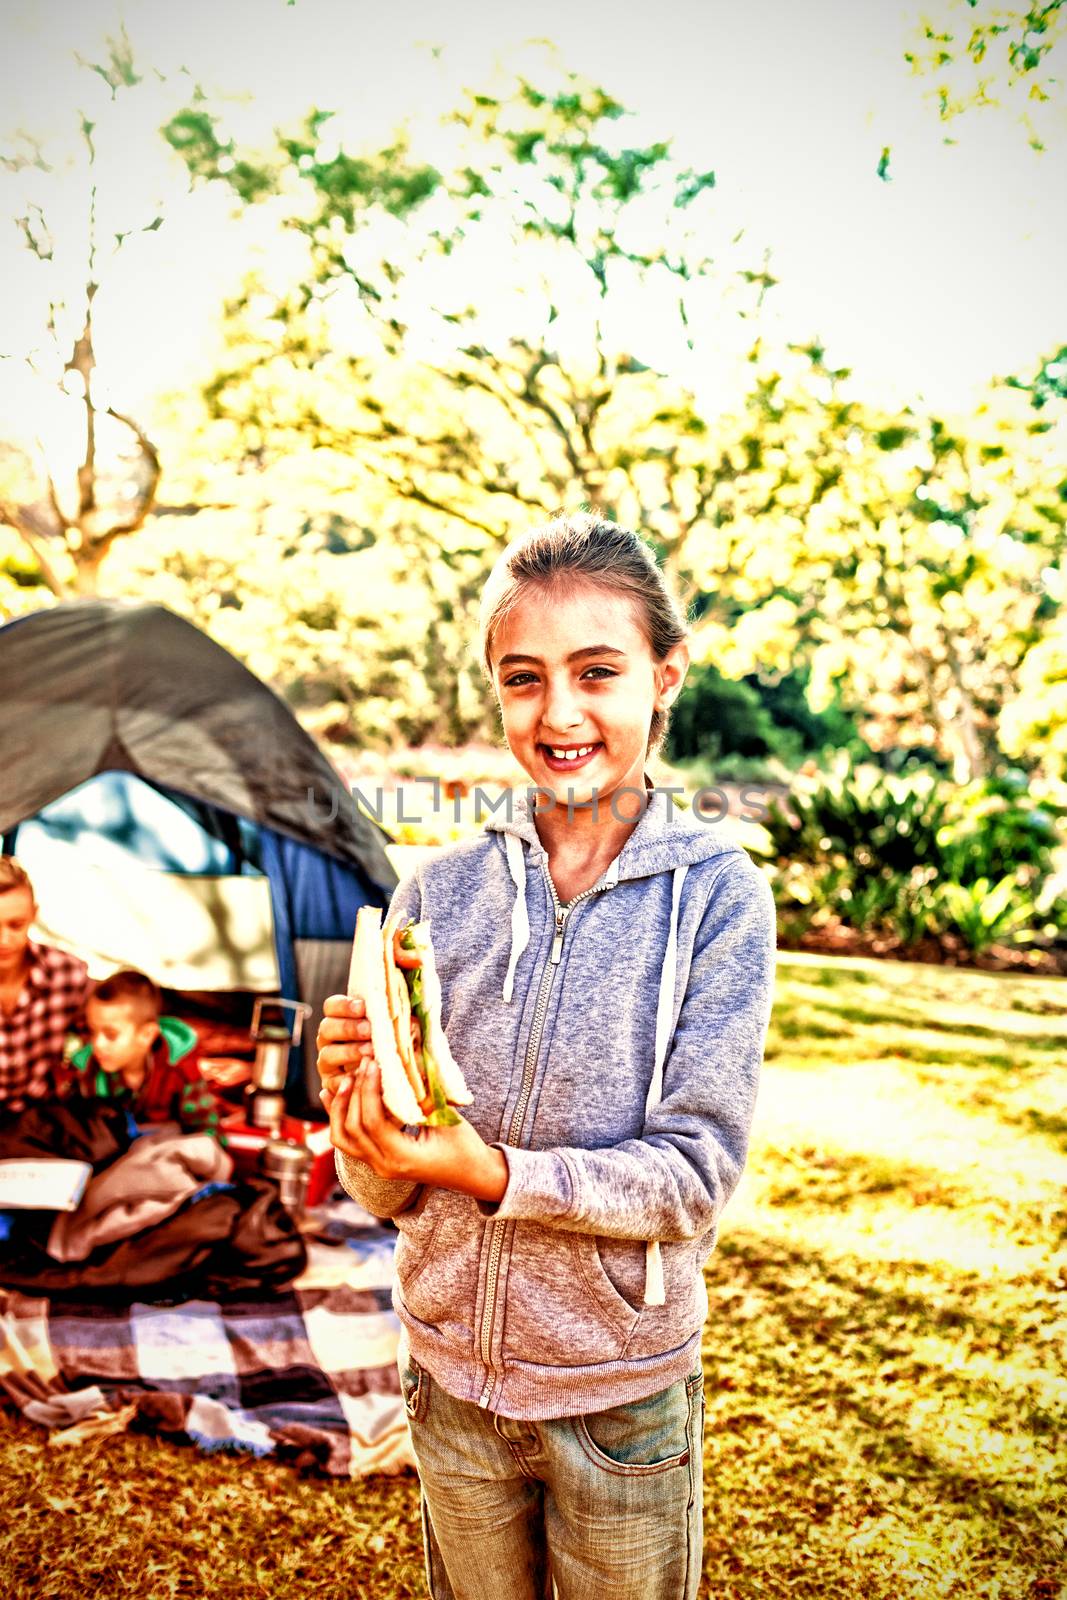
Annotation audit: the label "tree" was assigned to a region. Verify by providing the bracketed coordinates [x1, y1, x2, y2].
[159, 64, 773, 747]
[682, 342, 1067, 783]
[161, 58, 1065, 777]
[905, 0, 1067, 149]
[0, 32, 164, 600]
[1000, 633, 1067, 776]
[91, 364, 496, 750]
[165, 64, 768, 606]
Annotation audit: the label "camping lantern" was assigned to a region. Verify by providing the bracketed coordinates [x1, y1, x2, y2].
[249, 998, 312, 1130]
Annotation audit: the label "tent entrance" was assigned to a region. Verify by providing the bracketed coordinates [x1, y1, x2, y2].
[12, 773, 280, 993]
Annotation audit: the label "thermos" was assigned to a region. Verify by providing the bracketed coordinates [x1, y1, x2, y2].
[261, 1138, 312, 1219]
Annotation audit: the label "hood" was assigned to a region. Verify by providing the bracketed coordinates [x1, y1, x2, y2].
[483, 786, 747, 1006]
[157, 1014, 198, 1064]
[484, 782, 744, 881]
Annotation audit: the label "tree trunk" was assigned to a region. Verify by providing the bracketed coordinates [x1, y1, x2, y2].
[941, 630, 989, 784]
[72, 550, 103, 596]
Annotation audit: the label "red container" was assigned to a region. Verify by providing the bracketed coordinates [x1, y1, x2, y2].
[220, 1113, 337, 1206]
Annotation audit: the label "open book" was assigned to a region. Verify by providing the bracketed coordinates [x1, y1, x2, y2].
[0, 1159, 93, 1212]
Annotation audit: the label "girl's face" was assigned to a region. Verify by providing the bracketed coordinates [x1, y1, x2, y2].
[490, 581, 688, 811]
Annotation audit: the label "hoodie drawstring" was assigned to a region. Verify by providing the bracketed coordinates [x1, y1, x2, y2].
[501, 831, 531, 1003]
[643, 862, 689, 1306]
[497, 830, 687, 1307]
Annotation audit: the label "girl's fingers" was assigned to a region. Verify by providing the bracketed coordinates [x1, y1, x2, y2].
[327, 1060, 413, 1181]
[323, 994, 365, 1020]
[357, 1058, 396, 1143]
[328, 1072, 369, 1159]
[357, 1057, 380, 1125]
[317, 1041, 374, 1076]
[316, 1016, 371, 1047]
[342, 1068, 394, 1167]
[344, 1071, 372, 1144]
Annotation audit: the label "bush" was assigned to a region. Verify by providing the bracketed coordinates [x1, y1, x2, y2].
[938, 876, 1037, 956]
[761, 758, 1067, 955]
[667, 663, 869, 772]
[667, 666, 778, 763]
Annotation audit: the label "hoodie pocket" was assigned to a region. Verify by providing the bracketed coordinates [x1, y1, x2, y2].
[501, 1224, 641, 1366]
[393, 1189, 443, 1291]
[395, 1191, 482, 1341]
[623, 1237, 709, 1360]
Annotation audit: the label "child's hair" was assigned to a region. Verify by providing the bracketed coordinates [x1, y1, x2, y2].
[91, 969, 162, 1026]
[0, 857, 33, 896]
[479, 512, 689, 755]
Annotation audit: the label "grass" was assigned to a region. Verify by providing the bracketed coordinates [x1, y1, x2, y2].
[2, 952, 1065, 1598]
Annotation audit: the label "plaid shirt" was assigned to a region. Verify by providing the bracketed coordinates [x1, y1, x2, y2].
[0, 942, 90, 1110]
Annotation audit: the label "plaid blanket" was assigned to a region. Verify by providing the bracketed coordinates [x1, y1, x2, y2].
[0, 1197, 414, 1478]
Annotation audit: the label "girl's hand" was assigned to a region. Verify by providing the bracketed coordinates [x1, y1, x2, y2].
[316, 994, 374, 1082]
[327, 1059, 507, 1204]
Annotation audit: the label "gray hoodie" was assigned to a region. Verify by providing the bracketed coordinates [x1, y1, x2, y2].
[337, 786, 776, 1420]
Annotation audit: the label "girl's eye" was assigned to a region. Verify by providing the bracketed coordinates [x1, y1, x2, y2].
[502, 666, 619, 687]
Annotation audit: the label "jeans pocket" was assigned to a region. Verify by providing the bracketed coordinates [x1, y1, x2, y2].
[400, 1350, 428, 1423]
[574, 1376, 693, 1477]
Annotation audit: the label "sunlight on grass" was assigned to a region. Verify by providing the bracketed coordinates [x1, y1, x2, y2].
[705, 953, 1066, 1596]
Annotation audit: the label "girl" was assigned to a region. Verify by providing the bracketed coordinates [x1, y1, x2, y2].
[318, 513, 776, 1600]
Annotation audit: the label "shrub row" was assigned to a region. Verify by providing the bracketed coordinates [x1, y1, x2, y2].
[758, 762, 1067, 957]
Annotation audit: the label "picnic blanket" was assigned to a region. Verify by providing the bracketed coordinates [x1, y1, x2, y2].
[0, 1196, 415, 1478]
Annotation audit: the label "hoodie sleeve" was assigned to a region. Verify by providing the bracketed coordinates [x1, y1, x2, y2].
[334, 869, 425, 1220]
[481, 855, 777, 1242]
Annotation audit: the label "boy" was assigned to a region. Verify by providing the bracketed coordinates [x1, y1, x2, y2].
[0, 856, 90, 1112]
[68, 969, 224, 1141]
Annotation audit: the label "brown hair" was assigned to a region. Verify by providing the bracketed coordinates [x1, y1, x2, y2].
[0, 858, 33, 897]
[91, 969, 162, 1026]
[479, 512, 689, 755]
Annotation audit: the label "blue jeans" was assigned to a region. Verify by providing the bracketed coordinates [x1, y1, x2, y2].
[398, 1342, 706, 1600]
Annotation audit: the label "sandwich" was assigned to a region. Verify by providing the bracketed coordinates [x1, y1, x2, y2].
[346, 906, 473, 1126]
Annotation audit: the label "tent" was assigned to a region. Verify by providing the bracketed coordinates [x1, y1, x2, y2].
[0, 599, 397, 1109]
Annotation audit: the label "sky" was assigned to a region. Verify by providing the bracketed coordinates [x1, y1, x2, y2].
[1, 0, 1064, 431]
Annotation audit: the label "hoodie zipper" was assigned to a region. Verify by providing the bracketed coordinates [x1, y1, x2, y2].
[477, 862, 614, 1404]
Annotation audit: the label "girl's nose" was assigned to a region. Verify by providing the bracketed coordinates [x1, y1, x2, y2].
[541, 678, 585, 733]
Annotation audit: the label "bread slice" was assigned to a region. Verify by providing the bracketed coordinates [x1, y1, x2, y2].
[347, 905, 424, 1125]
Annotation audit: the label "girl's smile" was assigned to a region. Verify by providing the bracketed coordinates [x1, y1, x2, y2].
[538, 741, 603, 774]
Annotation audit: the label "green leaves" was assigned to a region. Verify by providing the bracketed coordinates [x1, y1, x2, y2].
[166, 103, 439, 224]
[904, 0, 1066, 143]
[79, 27, 142, 98]
[939, 875, 1035, 952]
[1006, 343, 1067, 409]
[675, 168, 717, 206]
[162, 110, 276, 203]
[763, 760, 1066, 954]
[874, 425, 913, 452]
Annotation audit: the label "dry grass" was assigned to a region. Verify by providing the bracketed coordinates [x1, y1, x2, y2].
[2, 952, 1064, 1599]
